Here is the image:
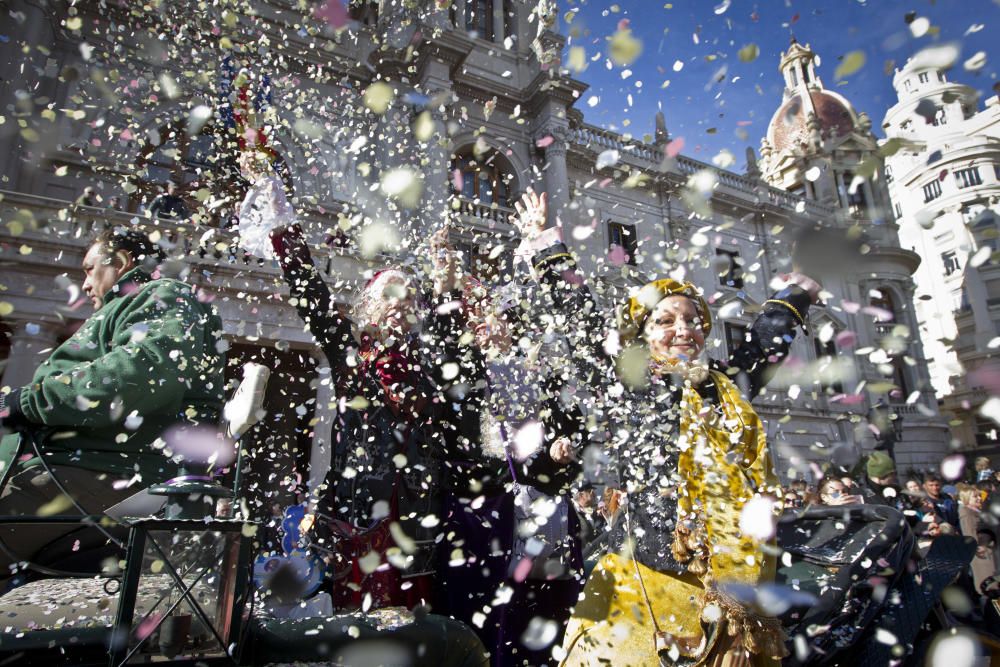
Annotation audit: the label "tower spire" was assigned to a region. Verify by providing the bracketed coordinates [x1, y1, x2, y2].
[778, 40, 823, 99]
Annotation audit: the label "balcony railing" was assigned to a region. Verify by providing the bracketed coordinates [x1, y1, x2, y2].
[568, 123, 838, 220]
[451, 196, 515, 230]
[0, 190, 375, 285]
[569, 125, 661, 163]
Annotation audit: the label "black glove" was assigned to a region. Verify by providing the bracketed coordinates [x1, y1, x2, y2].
[0, 388, 29, 430]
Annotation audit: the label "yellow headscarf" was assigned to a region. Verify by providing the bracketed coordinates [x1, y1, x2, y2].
[619, 278, 713, 342]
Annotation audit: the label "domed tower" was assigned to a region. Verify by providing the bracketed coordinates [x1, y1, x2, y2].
[759, 39, 892, 226]
[760, 38, 948, 462]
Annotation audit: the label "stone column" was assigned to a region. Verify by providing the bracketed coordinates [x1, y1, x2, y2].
[534, 125, 570, 227]
[0, 319, 61, 391]
[492, 0, 505, 43]
[861, 179, 876, 220]
[416, 57, 457, 237]
[835, 170, 848, 209]
[421, 110, 454, 233]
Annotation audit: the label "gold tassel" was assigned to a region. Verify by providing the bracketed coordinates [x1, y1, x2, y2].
[704, 590, 789, 660]
[673, 517, 711, 577]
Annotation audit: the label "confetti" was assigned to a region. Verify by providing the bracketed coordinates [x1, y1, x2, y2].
[737, 43, 759, 63]
[834, 51, 866, 80]
[964, 51, 987, 72]
[363, 81, 394, 114]
[608, 28, 643, 66]
[595, 149, 620, 170]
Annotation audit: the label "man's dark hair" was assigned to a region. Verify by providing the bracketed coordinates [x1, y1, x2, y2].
[89, 227, 166, 265]
[924, 473, 943, 484]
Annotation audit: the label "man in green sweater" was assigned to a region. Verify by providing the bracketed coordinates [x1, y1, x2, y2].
[0, 228, 226, 576]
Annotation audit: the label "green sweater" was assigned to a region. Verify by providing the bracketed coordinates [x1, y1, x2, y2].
[1, 268, 226, 483]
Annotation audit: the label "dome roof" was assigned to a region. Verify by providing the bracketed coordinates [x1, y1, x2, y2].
[768, 90, 856, 154]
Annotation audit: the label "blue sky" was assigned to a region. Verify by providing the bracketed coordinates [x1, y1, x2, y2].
[562, 0, 1000, 171]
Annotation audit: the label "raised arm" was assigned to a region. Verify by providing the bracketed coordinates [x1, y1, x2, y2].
[514, 379, 588, 495]
[512, 191, 614, 390]
[727, 273, 821, 400]
[270, 224, 354, 368]
[421, 228, 486, 396]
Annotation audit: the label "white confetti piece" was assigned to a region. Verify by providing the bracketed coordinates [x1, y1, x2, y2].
[739, 496, 777, 541]
[596, 149, 620, 170]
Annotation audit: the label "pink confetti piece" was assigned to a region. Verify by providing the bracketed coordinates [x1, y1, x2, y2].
[830, 393, 866, 405]
[608, 245, 629, 266]
[969, 364, 1000, 395]
[861, 306, 893, 322]
[314, 0, 349, 29]
[666, 137, 685, 158]
[136, 613, 163, 641]
[535, 135, 554, 149]
[512, 557, 532, 583]
[835, 330, 857, 348]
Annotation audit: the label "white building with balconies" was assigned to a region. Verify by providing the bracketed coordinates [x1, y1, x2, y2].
[881, 55, 1000, 451]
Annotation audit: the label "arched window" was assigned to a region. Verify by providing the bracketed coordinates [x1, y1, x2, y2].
[869, 288, 910, 397]
[813, 332, 845, 395]
[131, 119, 292, 226]
[451, 148, 516, 208]
[451, 0, 516, 42]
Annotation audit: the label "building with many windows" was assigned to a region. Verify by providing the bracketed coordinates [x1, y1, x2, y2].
[0, 1, 948, 494]
[881, 54, 1000, 451]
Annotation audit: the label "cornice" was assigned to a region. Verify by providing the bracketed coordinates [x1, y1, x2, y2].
[524, 71, 589, 112]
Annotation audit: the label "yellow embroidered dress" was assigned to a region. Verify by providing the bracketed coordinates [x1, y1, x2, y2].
[561, 370, 785, 666]
[524, 244, 812, 666]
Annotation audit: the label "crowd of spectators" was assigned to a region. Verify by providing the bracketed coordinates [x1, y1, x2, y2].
[781, 454, 1000, 615]
[571, 454, 1000, 619]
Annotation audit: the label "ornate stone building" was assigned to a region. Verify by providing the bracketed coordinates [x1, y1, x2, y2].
[0, 1, 948, 490]
[752, 38, 948, 468]
[881, 54, 1000, 453]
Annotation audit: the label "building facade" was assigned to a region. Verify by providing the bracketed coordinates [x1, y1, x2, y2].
[881, 54, 1000, 451]
[0, 1, 949, 490]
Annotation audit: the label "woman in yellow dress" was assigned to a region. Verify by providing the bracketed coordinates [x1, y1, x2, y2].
[511, 190, 821, 666]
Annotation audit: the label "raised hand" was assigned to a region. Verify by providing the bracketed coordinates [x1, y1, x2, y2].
[430, 226, 462, 295]
[512, 188, 547, 239]
[548, 436, 575, 464]
[779, 272, 823, 305]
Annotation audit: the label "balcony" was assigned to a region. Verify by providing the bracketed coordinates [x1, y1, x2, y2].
[567, 123, 837, 221]
[450, 196, 516, 235]
[570, 124, 661, 163]
[0, 190, 381, 294]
